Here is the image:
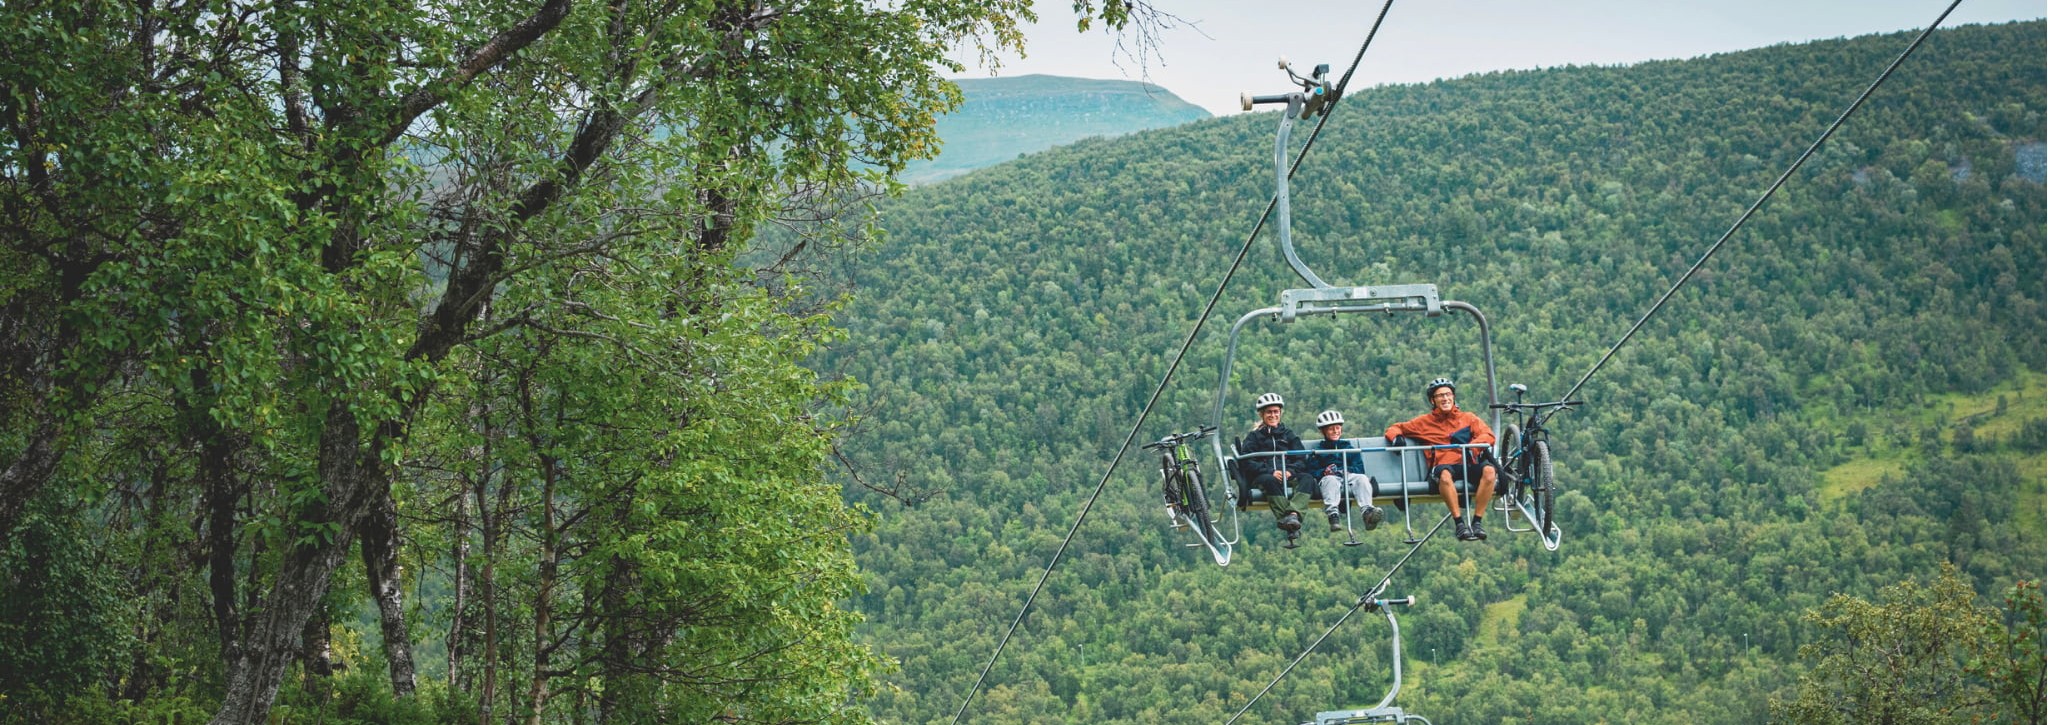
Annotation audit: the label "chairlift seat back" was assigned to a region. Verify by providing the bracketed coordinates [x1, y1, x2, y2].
[1226, 436, 1484, 510]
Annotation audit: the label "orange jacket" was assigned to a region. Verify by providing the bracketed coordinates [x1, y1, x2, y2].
[1384, 408, 1495, 468]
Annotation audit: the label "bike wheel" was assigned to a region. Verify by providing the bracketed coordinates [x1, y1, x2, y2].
[1159, 453, 1184, 525]
[1181, 465, 1217, 543]
[1531, 440, 1556, 534]
[1497, 424, 1528, 509]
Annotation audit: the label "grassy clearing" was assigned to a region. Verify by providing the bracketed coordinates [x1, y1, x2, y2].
[2012, 450, 2046, 539]
[1819, 370, 2044, 505]
[1819, 456, 1909, 503]
[1476, 594, 1527, 647]
[1908, 370, 2039, 434]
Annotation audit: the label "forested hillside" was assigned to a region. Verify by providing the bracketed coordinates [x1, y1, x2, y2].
[819, 22, 2047, 723]
[900, 75, 1211, 184]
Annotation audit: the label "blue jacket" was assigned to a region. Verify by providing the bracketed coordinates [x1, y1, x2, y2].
[1308, 438, 1368, 477]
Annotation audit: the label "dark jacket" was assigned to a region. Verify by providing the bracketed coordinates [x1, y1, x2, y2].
[1239, 423, 1313, 480]
[1308, 438, 1369, 477]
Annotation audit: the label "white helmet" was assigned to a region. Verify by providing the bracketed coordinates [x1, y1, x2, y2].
[1316, 410, 1344, 428]
[1253, 392, 1285, 412]
[1425, 377, 1456, 401]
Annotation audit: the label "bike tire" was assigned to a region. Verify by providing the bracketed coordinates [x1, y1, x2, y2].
[1161, 452, 1186, 521]
[1532, 440, 1556, 535]
[1182, 464, 1217, 544]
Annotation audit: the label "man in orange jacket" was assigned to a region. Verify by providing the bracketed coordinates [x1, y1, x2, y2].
[1384, 378, 1496, 542]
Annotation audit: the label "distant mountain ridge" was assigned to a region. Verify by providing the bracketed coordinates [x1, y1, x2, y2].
[900, 74, 1211, 184]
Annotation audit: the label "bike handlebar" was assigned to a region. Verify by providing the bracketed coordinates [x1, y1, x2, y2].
[1142, 425, 1219, 450]
[1489, 399, 1583, 412]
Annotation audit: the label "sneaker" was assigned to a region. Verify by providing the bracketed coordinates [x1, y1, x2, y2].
[1470, 520, 1488, 541]
[1278, 512, 1302, 533]
[1327, 511, 1343, 532]
[1361, 505, 1384, 531]
[1454, 520, 1474, 541]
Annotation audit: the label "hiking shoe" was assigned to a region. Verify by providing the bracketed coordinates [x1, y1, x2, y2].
[1470, 520, 1488, 541]
[1278, 512, 1302, 533]
[1361, 505, 1385, 532]
[1327, 512, 1344, 532]
[1454, 520, 1474, 541]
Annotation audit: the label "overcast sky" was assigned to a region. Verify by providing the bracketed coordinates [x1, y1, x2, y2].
[952, 0, 2045, 116]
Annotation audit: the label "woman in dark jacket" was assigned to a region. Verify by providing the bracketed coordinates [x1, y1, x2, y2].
[1241, 393, 1315, 540]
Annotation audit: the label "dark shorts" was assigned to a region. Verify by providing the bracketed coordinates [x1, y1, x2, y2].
[1430, 462, 1496, 483]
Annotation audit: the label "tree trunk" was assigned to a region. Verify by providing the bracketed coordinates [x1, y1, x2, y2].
[595, 499, 641, 723]
[360, 485, 417, 696]
[191, 372, 245, 666]
[477, 458, 500, 724]
[526, 455, 559, 725]
[0, 424, 62, 543]
[448, 480, 471, 689]
[301, 607, 337, 678]
[211, 403, 387, 725]
[204, 448, 242, 666]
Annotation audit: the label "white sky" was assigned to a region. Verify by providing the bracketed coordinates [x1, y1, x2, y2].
[952, 0, 2047, 117]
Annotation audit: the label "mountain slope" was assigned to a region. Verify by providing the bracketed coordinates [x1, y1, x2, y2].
[824, 22, 2046, 724]
[899, 74, 1211, 184]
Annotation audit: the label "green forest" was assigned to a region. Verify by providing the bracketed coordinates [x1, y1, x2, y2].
[0, 3, 2042, 723]
[820, 21, 2047, 724]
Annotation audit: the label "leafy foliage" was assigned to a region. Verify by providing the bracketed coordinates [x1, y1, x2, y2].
[1772, 564, 2042, 724]
[1, 0, 1047, 721]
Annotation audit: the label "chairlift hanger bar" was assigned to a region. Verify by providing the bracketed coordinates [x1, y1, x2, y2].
[1244, 57, 1339, 289]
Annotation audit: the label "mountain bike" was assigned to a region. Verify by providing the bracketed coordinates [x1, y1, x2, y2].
[1144, 426, 1221, 553]
[1490, 384, 1581, 550]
